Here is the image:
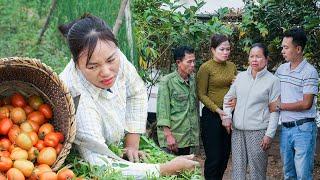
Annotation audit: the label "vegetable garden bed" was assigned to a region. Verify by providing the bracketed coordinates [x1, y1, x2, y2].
[63, 136, 203, 179]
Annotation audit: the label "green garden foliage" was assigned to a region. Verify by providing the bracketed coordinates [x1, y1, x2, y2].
[233, 0, 320, 71]
[133, 0, 319, 75]
[132, 0, 233, 85]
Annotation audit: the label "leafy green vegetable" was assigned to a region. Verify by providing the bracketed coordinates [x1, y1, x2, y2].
[64, 136, 203, 179]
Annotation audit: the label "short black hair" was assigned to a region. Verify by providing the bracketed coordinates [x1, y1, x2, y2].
[173, 46, 194, 61]
[283, 28, 307, 50]
[251, 43, 268, 58]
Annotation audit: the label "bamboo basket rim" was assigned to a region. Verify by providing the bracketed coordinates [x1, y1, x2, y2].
[0, 57, 76, 171]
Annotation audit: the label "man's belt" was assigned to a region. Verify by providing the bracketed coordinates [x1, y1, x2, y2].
[282, 118, 315, 128]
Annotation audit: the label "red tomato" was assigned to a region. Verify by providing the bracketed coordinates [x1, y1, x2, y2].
[0, 107, 10, 119]
[39, 171, 58, 180]
[0, 118, 13, 135]
[28, 111, 46, 125]
[10, 107, 26, 124]
[35, 140, 46, 151]
[38, 123, 54, 140]
[8, 125, 21, 143]
[20, 121, 34, 133]
[0, 151, 10, 157]
[15, 132, 33, 150]
[11, 93, 27, 107]
[44, 132, 60, 147]
[37, 147, 57, 166]
[30, 164, 52, 180]
[28, 95, 43, 110]
[13, 159, 34, 177]
[0, 156, 13, 171]
[28, 131, 39, 146]
[0, 172, 6, 180]
[27, 147, 39, 161]
[10, 148, 28, 160]
[6, 168, 25, 180]
[55, 132, 64, 143]
[37, 164, 52, 171]
[38, 104, 53, 119]
[23, 105, 34, 115]
[28, 120, 40, 132]
[0, 138, 11, 151]
[57, 168, 75, 180]
[8, 144, 18, 153]
[55, 143, 63, 155]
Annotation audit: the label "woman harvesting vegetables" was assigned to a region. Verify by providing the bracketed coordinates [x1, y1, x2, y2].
[58, 14, 199, 179]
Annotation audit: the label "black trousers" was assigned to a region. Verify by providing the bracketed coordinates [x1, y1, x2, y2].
[162, 147, 191, 156]
[176, 147, 191, 155]
[201, 106, 231, 180]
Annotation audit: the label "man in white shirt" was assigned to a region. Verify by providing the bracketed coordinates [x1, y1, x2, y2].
[274, 28, 319, 180]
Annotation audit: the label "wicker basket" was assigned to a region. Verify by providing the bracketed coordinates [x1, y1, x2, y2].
[0, 57, 76, 171]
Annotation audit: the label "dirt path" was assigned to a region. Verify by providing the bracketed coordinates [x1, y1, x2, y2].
[147, 123, 320, 179]
[196, 133, 320, 180]
[197, 153, 320, 180]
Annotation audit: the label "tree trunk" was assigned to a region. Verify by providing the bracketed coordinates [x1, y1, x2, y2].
[113, 0, 129, 37]
[37, 0, 57, 44]
[125, 0, 134, 61]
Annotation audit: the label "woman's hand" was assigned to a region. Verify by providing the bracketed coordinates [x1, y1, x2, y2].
[260, 135, 272, 151]
[269, 97, 281, 112]
[216, 108, 227, 120]
[123, 147, 148, 163]
[159, 154, 200, 176]
[124, 133, 147, 162]
[225, 98, 237, 110]
[222, 118, 233, 134]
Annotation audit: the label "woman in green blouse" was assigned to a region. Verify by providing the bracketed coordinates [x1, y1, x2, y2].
[196, 34, 237, 180]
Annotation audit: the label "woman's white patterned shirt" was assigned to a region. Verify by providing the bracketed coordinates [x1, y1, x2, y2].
[59, 50, 160, 179]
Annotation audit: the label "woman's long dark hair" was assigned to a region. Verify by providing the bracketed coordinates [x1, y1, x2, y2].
[58, 14, 118, 64]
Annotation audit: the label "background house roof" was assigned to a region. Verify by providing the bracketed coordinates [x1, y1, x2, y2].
[177, 0, 244, 14]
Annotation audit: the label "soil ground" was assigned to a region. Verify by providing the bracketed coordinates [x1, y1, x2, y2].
[147, 122, 320, 179]
[195, 129, 320, 180]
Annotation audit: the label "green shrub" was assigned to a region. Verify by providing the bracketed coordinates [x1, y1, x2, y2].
[232, 0, 320, 71]
[133, 0, 233, 84]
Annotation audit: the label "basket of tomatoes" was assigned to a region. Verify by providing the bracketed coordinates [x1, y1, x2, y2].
[0, 57, 76, 178]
